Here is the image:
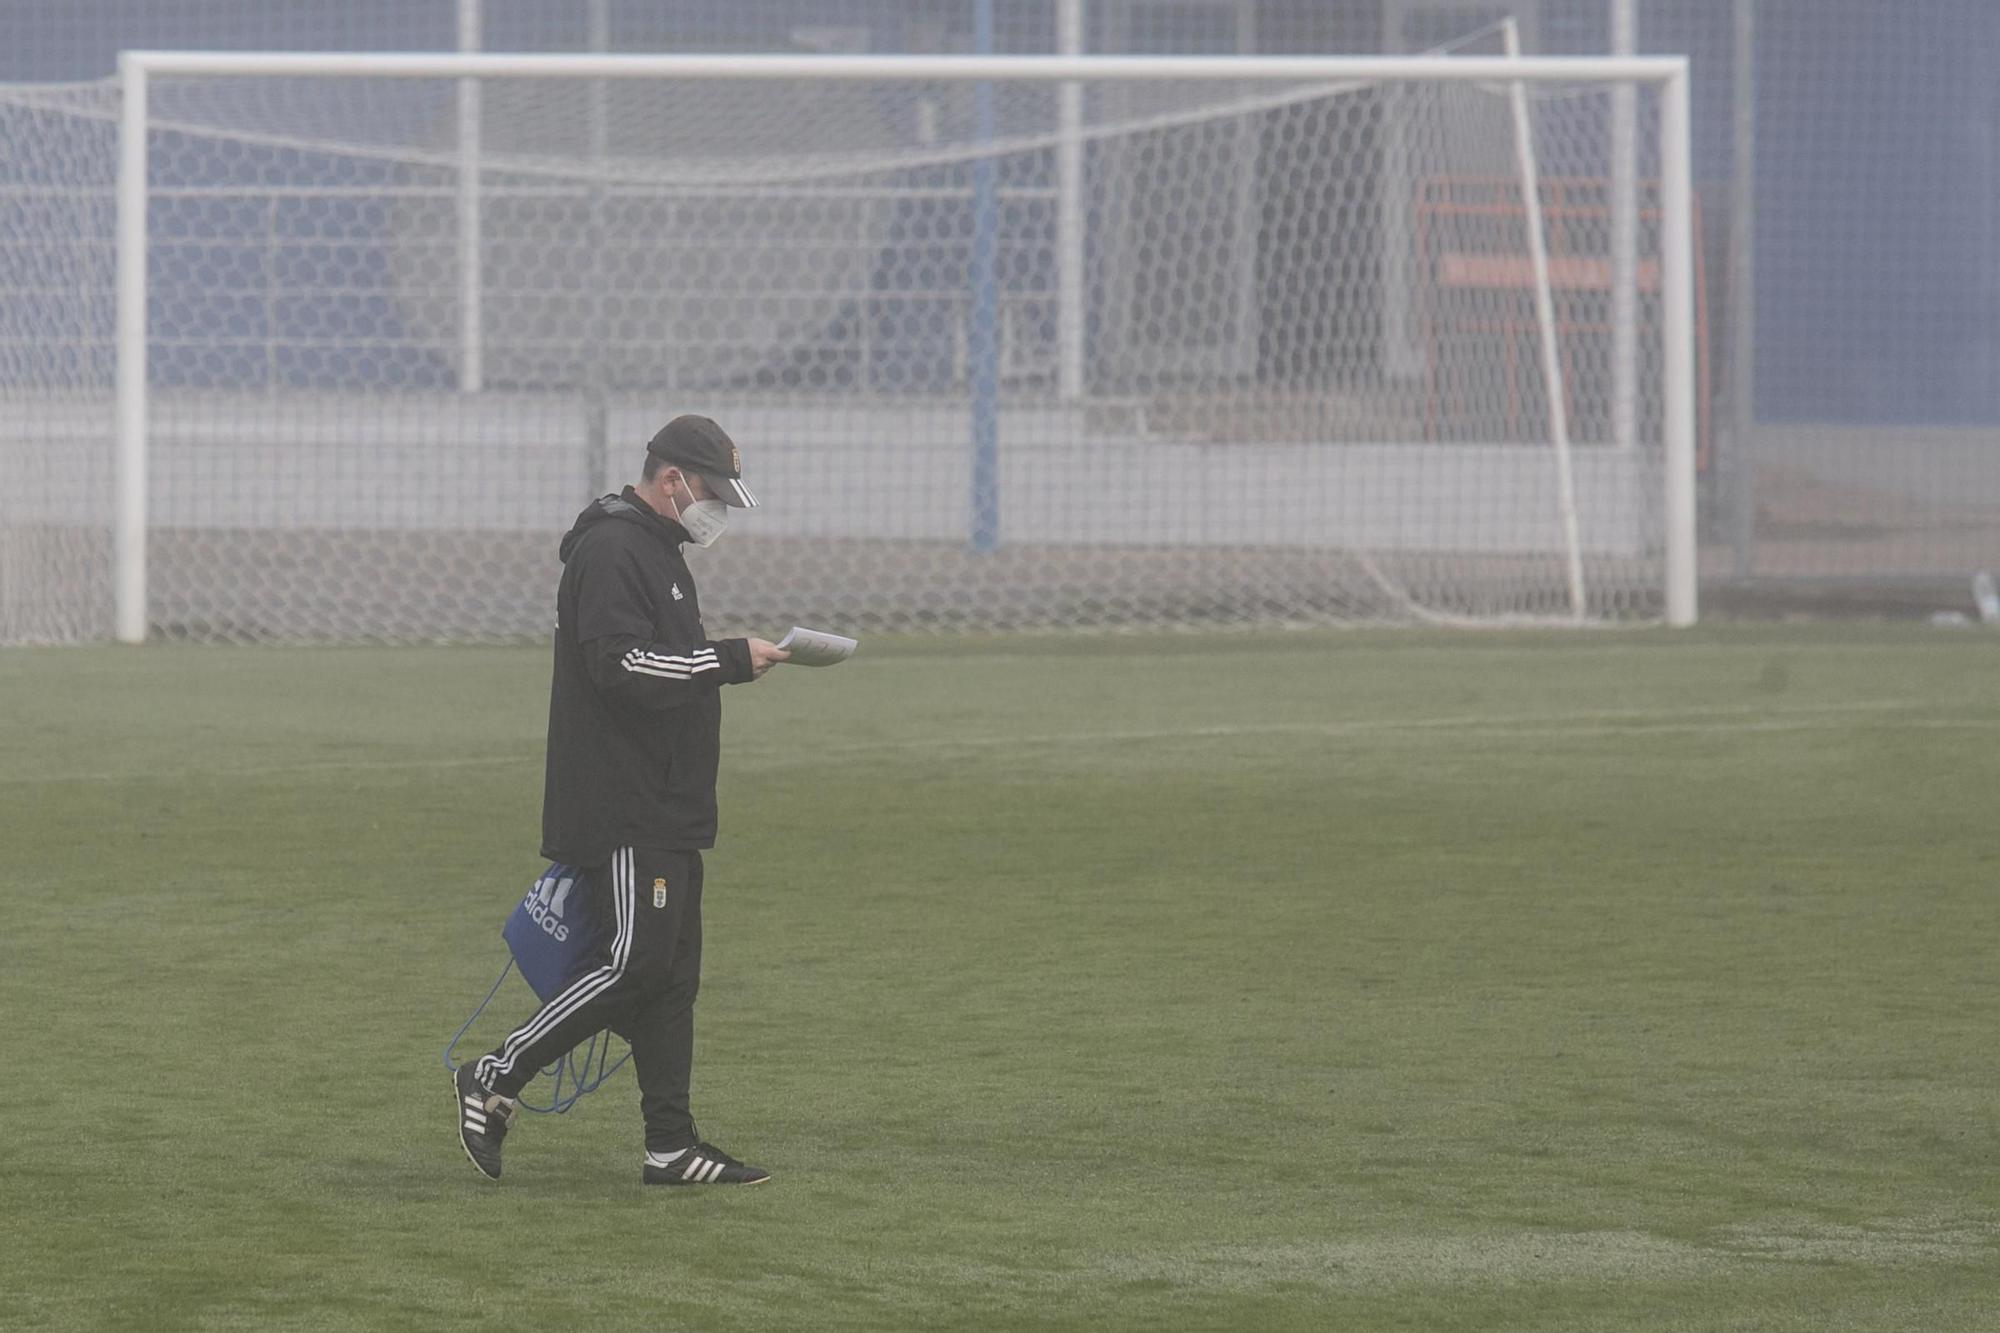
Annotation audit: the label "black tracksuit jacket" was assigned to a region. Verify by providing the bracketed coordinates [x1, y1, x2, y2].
[540, 487, 754, 864]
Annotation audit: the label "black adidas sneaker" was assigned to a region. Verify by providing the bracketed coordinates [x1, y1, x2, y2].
[453, 1063, 516, 1180]
[642, 1142, 771, 1186]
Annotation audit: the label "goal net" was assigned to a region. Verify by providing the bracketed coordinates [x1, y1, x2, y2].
[1, 83, 119, 644]
[0, 54, 1692, 643]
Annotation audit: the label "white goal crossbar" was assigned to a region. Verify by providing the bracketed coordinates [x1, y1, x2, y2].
[110, 50, 1697, 640]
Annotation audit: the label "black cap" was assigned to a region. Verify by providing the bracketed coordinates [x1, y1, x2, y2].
[645, 415, 758, 508]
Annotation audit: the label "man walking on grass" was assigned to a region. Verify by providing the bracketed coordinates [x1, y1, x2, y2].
[454, 414, 789, 1186]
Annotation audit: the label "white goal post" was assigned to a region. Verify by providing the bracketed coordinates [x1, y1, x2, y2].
[95, 50, 1693, 642]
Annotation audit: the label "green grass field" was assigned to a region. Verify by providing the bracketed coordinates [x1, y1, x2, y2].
[2, 627, 1997, 1331]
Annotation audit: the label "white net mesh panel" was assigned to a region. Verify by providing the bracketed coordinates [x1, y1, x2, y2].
[2, 63, 1675, 642]
[0, 84, 118, 643]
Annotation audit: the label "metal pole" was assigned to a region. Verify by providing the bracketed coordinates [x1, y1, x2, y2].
[1504, 21, 1587, 621]
[457, 0, 482, 392]
[115, 53, 149, 644]
[1227, 0, 1259, 376]
[1661, 62, 1699, 626]
[1056, 0, 1085, 400]
[124, 53, 1694, 85]
[1379, 79, 1419, 380]
[263, 195, 278, 388]
[1728, 0, 1757, 578]
[1610, 0, 1638, 450]
[584, 0, 609, 496]
[969, 0, 1001, 551]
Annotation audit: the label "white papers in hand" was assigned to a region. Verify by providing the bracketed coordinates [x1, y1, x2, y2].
[776, 626, 857, 667]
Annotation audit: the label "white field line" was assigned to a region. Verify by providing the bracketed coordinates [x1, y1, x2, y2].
[1083, 1216, 2000, 1295]
[801, 698, 1940, 755]
[846, 637, 1997, 667]
[835, 1212, 2000, 1300]
[9, 699, 1987, 786]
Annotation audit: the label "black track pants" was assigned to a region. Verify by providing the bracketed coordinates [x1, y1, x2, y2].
[475, 846, 704, 1152]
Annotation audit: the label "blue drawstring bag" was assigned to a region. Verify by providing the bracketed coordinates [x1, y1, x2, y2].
[502, 863, 599, 1000]
[442, 863, 631, 1112]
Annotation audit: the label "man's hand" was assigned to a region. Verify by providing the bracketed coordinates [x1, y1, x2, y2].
[745, 638, 791, 679]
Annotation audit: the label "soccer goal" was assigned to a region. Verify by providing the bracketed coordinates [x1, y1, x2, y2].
[1, 50, 1694, 643]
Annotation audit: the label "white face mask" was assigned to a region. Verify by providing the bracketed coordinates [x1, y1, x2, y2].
[669, 475, 730, 549]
